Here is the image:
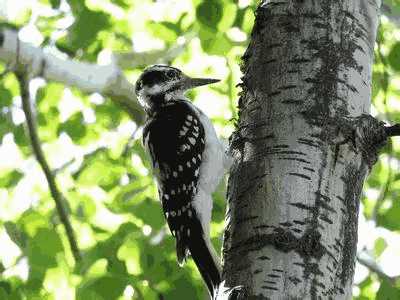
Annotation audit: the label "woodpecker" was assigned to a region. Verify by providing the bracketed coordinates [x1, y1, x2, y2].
[135, 65, 231, 299]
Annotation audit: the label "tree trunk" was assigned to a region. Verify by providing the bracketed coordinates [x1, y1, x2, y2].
[222, 1, 382, 299]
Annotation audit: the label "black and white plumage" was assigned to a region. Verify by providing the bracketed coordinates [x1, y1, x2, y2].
[136, 65, 231, 299]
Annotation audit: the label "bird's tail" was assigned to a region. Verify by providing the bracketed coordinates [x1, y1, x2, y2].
[188, 235, 221, 299]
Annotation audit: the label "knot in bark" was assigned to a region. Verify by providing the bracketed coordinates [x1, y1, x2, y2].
[353, 114, 387, 168]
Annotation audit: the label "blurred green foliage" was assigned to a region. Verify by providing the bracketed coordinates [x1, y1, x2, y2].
[0, 0, 399, 299]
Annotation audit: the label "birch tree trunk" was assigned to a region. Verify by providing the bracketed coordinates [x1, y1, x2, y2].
[222, 1, 383, 299]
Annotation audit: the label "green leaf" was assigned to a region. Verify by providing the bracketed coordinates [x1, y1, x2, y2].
[218, 3, 237, 32]
[388, 42, 400, 71]
[377, 200, 400, 231]
[27, 228, 63, 269]
[199, 29, 232, 55]
[50, 0, 61, 8]
[196, 0, 223, 31]
[0, 170, 23, 188]
[147, 22, 178, 43]
[76, 275, 127, 300]
[57, 7, 111, 54]
[57, 112, 86, 142]
[4, 222, 27, 250]
[374, 237, 387, 258]
[131, 197, 164, 230]
[241, 8, 255, 34]
[377, 279, 400, 300]
[0, 85, 13, 108]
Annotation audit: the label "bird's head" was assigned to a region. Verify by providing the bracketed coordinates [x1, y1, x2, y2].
[135, 65, 219, 112]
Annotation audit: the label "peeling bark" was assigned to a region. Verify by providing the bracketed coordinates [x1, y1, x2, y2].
[222, 1, 382, 299]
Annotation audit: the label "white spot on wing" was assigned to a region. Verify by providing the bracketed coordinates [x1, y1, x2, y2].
[188, 137, 196, 145]
[173, 171, 178, 177]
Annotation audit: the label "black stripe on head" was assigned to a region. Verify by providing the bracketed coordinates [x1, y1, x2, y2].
[136, 66, 182, 92]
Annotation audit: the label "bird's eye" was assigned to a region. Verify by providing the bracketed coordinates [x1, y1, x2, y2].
[166, 70, 176, 78]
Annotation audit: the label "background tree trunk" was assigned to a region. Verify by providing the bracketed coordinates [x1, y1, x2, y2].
[223, 1, 382, 299]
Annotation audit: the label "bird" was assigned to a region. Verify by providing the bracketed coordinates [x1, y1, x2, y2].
[135, 64, 231, 299]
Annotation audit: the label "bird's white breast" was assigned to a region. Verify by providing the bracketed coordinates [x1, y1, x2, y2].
[192, 106, 231, 235]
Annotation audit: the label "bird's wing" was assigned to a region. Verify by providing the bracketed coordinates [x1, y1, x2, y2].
[143, 101, 205, 262]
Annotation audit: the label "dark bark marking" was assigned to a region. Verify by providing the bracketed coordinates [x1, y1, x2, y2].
[281, 99, 304, 105]
[279, 84, 297, 90]
[261, 286, 278, 291]
[279, 222, 293, 227]
[253, 225, 273, 230]
[254, 269, 263, 274]
[267, 91, 281, 97]
[288, 276, 301, 285]
[315, 191, 331, 202]
[336, 195, 345, 203]
[263, 280, 277, 284]
[287, 172, 311, 180]
[293, 220, 306, 225]
[267, 274, 280, 278]
[303, 167, 315, 172]
[289, 202, 313, 211]
[258, 256, 271, 261]
[264, 58, 277, 64]
[318, 214, 333, 224]
[278, 157, 311, 164]
[266, 43, 283, 50]
[338, 164, 365, 288]
[228, 227, 326, 266]
[272, 268, 283, 273]
[274, 150, 307, 156]
[297, 138, 321, 148]
[272, 144, 289, 149]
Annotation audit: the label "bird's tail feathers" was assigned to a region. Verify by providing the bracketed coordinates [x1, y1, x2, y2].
[188, 234, 221, 299]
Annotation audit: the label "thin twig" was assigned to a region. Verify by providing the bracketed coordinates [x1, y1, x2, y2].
[16, 72, 81, 262]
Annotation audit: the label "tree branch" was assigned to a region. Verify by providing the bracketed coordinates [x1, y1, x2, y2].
[382, 2, 400, 26]
[16, 71, 81, 263]
[357, 254, 399, 285]
[384, 124, 400, 137]
[0, 27, 144, 124]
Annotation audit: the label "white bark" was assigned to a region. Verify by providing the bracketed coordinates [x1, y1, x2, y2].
[223, 1, 382, 299]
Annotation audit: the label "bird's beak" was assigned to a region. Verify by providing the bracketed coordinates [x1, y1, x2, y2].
[184, 77, 220, 89]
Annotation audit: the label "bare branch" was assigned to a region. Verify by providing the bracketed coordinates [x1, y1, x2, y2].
[16, 71, 81, 263]
[385, 124, 400, 137]
[382, 3, 400, 26]
[357, 254, 399, 285]
[0, 27, 144, 124]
